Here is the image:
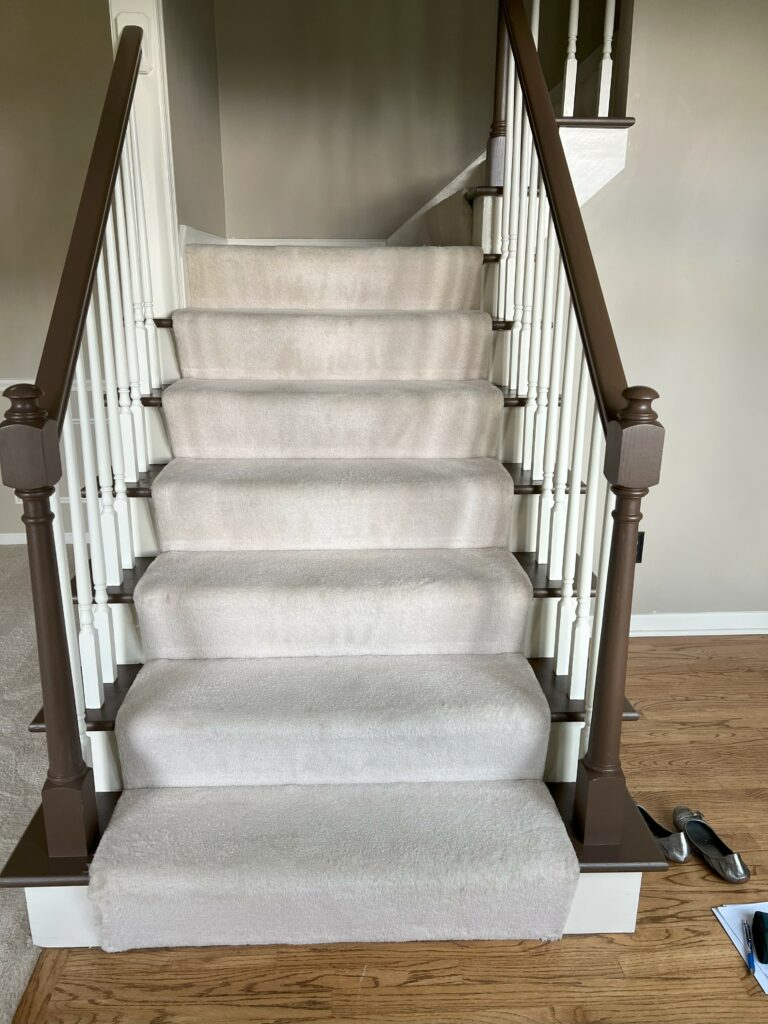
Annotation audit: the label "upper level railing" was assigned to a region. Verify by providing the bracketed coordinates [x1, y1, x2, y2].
[0, 26, 158, 858]
[488, 0, 663, 844]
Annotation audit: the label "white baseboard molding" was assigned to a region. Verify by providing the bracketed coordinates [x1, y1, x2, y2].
[0, 533, 25, 545]
[630, 612, 768, 637]
[179, 225, 386, 248]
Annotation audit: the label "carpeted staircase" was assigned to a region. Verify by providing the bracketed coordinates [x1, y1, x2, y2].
[88, 243, 580, 951]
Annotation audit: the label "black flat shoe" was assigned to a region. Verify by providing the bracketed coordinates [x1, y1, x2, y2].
[637, 805, 690, 863]
[672, 806, 751, 884]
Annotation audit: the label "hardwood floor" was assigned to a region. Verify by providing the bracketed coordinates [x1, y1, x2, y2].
[14, 635, 768, 1023]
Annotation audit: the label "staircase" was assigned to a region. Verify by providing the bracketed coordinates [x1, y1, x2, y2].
[0, 1, 668, 952]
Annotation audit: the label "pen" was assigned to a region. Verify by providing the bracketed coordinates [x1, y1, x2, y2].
[744, 920, 756, 975]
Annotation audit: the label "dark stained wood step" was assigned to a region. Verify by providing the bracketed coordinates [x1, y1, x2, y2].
[547, 781, 667, 873]
[483, 252, 501, 264]
[504, 462, 586, 496]
[530, 658, 638, 723]
[495, 384, 525, 407]
[514, 550, 596, 597]
[0, 792, 121, 888]
[71, 556, 154, 606]
[140, 388, 164, 408]
[29, 664, 141, 734]
[126, 463, 165, 498]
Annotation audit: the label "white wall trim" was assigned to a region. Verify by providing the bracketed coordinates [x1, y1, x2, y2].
[179, 225, 386, 248]
[630, 612, 768, 637]
[0, 533, 26, 545]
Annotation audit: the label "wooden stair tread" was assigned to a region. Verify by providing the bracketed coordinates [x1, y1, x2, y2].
[70, 556, 154, 606]
[513, 550, 597, 597]
[530, 658, 638, 723]
[504, 463, 585, 495]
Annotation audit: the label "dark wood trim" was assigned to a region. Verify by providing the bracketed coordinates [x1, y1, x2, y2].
[492, 319, 513, 330]
[483, 252, 501, 264]
[154, 317, 173, 329]
[494, 384, 525, 407]
[501, 0, 628, 427]
[125, 462, 165, 499]
[140, 388, 164, 408]
[465, 186, 504, 205]
[33, 28, 143, 430]
[71, 556, 154, 606]
[513, 551, 596, 598]
[556, 117, 635, 129]
[530, 659, 638, 723]
[30, 664, 141, 734]
[0, 792, 120, 888]
[504, 462, 585, 496]
[548, 782, 667, 873]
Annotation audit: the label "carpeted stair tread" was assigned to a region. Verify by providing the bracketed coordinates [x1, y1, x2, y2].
[172, 308, 492, 381]
[152, 457, 513, 551]
[134, 548, 532, 660]
[162, 379, 502, 459]
[116, 653, 550, 788]
[88, 780, 580, 950]
[185, 244, 484, 311]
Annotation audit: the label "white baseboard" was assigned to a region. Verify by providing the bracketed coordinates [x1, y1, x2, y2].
[179, 225, 386, 248]
[630, 612, 768, 637]
[0, 533, 25, 544]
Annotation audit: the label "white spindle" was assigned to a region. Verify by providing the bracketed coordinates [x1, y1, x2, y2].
[128, 115, 161, 390]
[554, 356, 589, 675]
[50, 484, 91, 763]
[61, 411, 103, 708]
[521, 171, 550, 473]
[121, 145, 151, 397]
[74, 352, 117, 685]
[498, 48, 517, 388]
[84, 303, 121, 587]
[569, 407, 603, 695]
[104, 211, 139, 484]
[547, 304, 579, 577]
[532, 231, 560, 480]
[507, 80, 524, 391]
[563, 0, 580, 117]
[514, 158, 541, 459]
[113, 177, 149, 473]
[581, 484, 615, 754]
[597, 0, 616, 117]
[96, 255, 135, 570]
[536, 268, 568, 563]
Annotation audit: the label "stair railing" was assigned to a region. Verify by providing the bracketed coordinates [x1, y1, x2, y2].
[492, 0, 663, 845]
[0, 27, 157, 857]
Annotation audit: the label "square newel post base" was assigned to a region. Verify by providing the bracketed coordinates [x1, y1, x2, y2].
[573, 762, 628, 847]
[42, 769, 100, 859]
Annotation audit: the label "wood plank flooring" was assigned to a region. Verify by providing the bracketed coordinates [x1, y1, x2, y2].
[14, 635, 768, 1023]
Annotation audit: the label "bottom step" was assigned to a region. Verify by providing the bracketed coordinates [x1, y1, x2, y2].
[89, 781, 580, 950]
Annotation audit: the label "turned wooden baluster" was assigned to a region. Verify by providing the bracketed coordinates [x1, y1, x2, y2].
[574, 386, 664, 846]
[0, 385, 99, 857]
[486, 0, 510, 188]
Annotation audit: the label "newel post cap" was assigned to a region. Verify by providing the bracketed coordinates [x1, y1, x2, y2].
[0, 384, 62, 490]
[604, 386, 664, 489]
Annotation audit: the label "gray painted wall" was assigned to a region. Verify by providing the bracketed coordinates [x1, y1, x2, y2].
[582, 0, 768, 615]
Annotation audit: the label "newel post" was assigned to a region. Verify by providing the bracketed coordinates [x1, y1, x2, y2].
[0, 384, 99, 858]
[486, 0, 510, 186]
[573, 386, 664, 846]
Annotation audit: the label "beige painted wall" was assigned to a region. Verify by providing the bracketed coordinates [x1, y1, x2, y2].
[214, 0, 497, 239]
[0, 0, 112, 535]
[582, 0, 768, 614]
[164, 0, 226, 236]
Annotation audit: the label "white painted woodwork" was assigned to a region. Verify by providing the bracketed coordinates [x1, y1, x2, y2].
[532, 231, 559, 481]
[597, 0, 616, 117]
[50, 485, 91, 766]
[95, 256, 135, 571]
[545, 721, 583, 783]
[570, 408, 604, 698]
[521, 174, 549, 477]
[61, 412, 103, 709]
[91, 731, 124, 793]
[128, 113, 161, 391]
[581, 485, 615, 754]
[554, 356, 590, 676]
[562, 0, 580, 117]
[563, 872, 642, 934]
[112, 181, 149, 473]
[74, 354, 117, 686]
[111, 603, 144, 665]
[84, 304, 121, 587]
[120, 144, 151, 397]
[103, 213, 139, 485]
[548, 307, 578, 579]
[24, 887, 100, 948]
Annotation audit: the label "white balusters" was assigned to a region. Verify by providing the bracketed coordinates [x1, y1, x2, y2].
[547, 306, 579, 577]
[113, 179, 149, 473]
[597, 0, 616, 117]
[569, 407, 604, 695]
[104, 212, 139, 484]
[128, 114, 161, 390]
[581, 485, 615, 753]
[84, 304, 121, 587]
[554, 356, 589, 674]
[96, 255, 135, 569]
[536, 268, 568, 563]
[74, 351, 117, 686]
[50, 485, 91, 763]
[120, 146, 151, 397]
[61, 412, 103, 709]
[532, 233, 560, 481]
[563, 0, 580, 117]
[521, 172, 550, 473]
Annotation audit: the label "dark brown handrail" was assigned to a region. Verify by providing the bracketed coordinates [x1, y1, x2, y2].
[35, 26, 143, 429]
[501, 0, 627, 428]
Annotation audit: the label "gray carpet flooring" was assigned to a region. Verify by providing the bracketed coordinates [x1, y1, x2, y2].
[0, 546, 45, 1023]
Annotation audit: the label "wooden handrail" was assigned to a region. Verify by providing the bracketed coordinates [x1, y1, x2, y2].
[35, 27, 143, 430]
[501, 0, 627, 428]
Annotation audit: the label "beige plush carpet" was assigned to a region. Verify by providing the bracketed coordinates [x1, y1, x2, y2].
[0, 546, 45, 1023]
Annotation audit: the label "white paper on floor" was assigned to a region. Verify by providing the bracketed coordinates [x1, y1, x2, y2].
[713, 901, 768, 994]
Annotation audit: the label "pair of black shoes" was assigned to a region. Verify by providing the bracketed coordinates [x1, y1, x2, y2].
[638, 805, 751, 883]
